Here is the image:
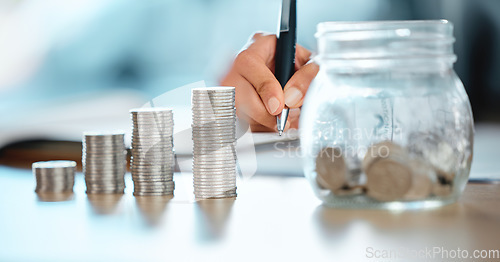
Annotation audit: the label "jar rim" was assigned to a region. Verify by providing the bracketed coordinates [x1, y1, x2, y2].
[316, 20, 451, 37]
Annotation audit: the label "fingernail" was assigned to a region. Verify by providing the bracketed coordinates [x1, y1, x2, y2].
[284, 87, 303, 107]
[267, 97, 280, 114]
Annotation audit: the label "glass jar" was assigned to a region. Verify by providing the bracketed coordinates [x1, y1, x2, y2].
[300, 20, 474, 209]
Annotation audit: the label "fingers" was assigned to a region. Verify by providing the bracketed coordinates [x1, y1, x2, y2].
[295, 44, 312, 69]
[221, 72, 278, 130]
[283, 62, 319, 108]
[288, 108, 301, 129]
[234, 49, 284, 116]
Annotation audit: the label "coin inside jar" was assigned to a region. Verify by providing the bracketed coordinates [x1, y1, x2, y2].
[315, 147, 347, 191]
[365, 158, 412, 202]
[404, 159, 433, 200]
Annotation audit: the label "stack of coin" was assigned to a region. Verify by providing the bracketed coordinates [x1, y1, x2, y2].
[83, 131, 126, 194]
[130, 108, 175, 196]
[33, 160, 76, 193]
[191, 87, 237, 199]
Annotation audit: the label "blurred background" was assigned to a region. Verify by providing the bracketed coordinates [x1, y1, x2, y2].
[0, 0, 499, 168]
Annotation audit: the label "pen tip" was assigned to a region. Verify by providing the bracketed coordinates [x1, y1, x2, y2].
[278, 130, 283, 136]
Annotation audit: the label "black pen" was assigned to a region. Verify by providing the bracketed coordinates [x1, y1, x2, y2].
[275, 0, 296, 136]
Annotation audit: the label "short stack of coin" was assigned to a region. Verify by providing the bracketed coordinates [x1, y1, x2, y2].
[83, 131, 126, 194]
[192, 87, 237, 199]
[130, 108, 175, 196]
[33, 160, 76, 193]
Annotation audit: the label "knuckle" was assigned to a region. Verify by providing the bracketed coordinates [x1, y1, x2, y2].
[255, 79, 275, 95]
[235, 50, 255, 66]
[252, 32, 264, 39]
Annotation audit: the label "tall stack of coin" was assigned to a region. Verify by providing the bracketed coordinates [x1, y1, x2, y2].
[130, 108, 175, 196]
[192, 87, 237, 199]
[83, 131, 126, 194]
[33, 160, 76, 193]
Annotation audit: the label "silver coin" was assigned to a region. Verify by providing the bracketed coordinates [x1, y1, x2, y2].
[192, 171, 237, 177]
[32, 160, 77, 169]
[192, 113, 236, 118]
[130, 147, 174, 152]
[132, 124, 173, 129]
[131, 142, 173, 147]
[193, 167, 237, 172]
[191, 132, 235, 136]
[192, 106, 234, 110]
[83, 137, 124, 142]
[83, 161, 126, 167]
[87, 190, 125, 195]
[132, 127, 173, 132]
[134, 184, 175, 189]
[131, 171, 174, 176]
[83, 132, 125, 138]
[130, 107, 172, 113]
[84, 173, 125, 178]
[192, 148, 236, 153]
[191, 128, 235, 133]
[194, 192, 237, 198]
[193, 165, 237, 170]
[130, 151, 174, 156]
[131, 146, 173, 152]
[133, 187, 175, 192]
[131, 135, 174, 140]
[193, 178, 236, 183]
[132, 179, 174, 184]
[131, 162, 174, 167]
[192, 113, 235, 118]
[83, 157, 127, 161]
[34, 171, 74, 177]
[85, 184, 125, 190]
[131, 115, 173, 120]
[132, 177, 173, 182]
[131, 122, 173, 127]
[192, 121, 235, 126]
[131, 172, 174, 178]
[194, 188, 237, 194]
[131, 130, 174, 135]
[192, 155, 237, 160]
[192, 154, 236, 159]
[134, 181, 174, 186]
[192, 101, 234, 105]
[192, 142, 235, 147]
[84, 172, 126, 177]
[83, 165, 127, 170]
[191, 95, 234, 99]
[192, 104, 234, 107]
[83, 153, 127, 158]
[130, 163, 174, 168]
[192, 89, 234, 95]
[86, 188, 125, 193]
[192, 122, 235, 126]
[191, 112, 235, 116]
[131, 147, 173, 152]
[130, 144, 173, 149]
[131, 166, 174, 172]
[193, 185, 236, 190]
[133, 192, 173, 196]
[82, 148, 126, 153]
[192, 140, 235, 145]
[130, 157, 175, 163]
[192, 93, 234, 97]
[191, 90, 234, 95]
[83, 142, 125, 147]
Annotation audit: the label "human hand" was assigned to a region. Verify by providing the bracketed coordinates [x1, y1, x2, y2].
[221, 33, 319, 132]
